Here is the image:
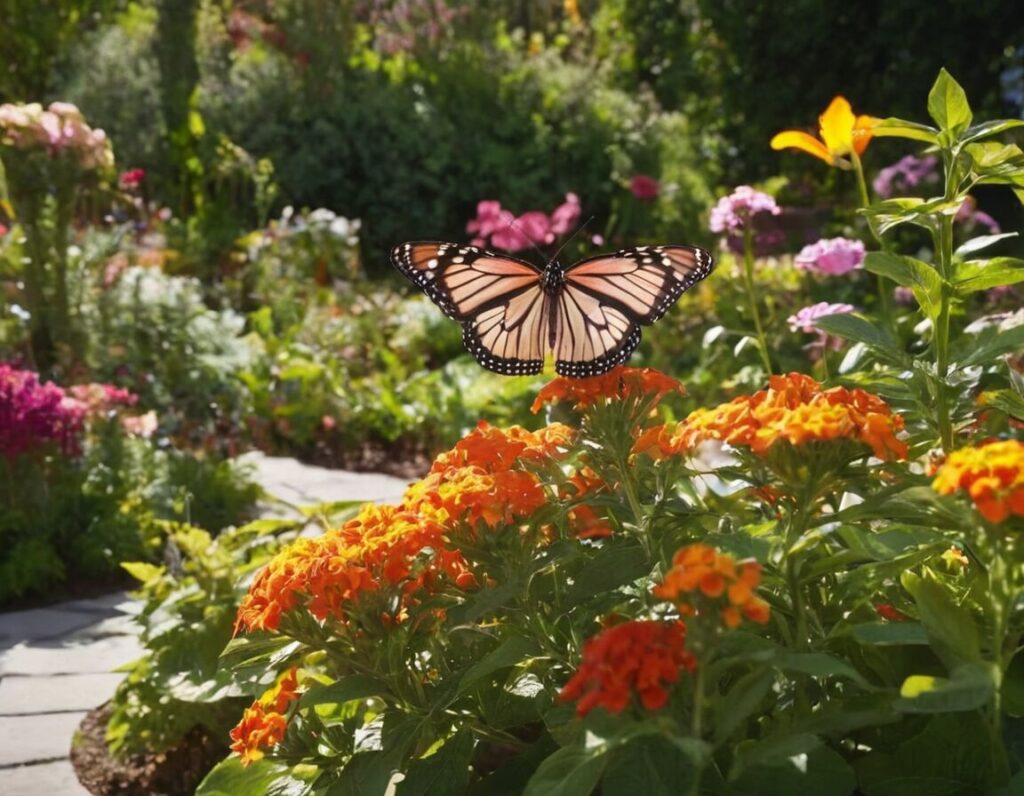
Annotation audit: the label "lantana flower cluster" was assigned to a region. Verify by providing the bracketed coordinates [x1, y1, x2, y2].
[635, 372, 908, 462]
[0, 102, 113, 170]
[932, 439, 1024, 524]
[532, 367, 685, 413]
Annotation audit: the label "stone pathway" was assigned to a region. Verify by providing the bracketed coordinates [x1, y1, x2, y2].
[0, 457, 409, 795]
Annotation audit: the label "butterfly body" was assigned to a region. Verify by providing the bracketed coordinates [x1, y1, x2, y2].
[392, 240, 714, 378]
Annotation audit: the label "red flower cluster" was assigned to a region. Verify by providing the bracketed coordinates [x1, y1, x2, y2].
[558, 619, 695, 717]
[229, 667, 301, 766]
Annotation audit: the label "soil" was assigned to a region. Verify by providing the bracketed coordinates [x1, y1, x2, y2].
[306, 438, 432, 480]
[70, 705, 228, 796]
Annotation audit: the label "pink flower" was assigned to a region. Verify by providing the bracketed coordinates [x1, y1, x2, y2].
[550, 193, 581, 236]
[0, 223, 7, 237]
[591, 234, 604, 246]
[795, 237, 866, 276]
[787, 302, 857, 351]
[321, 415, 337, 430]
[0, 364, 85, 458]
[630, 175, 660, 201]
[122, 410, 158, 438]
[709, 186, 781, 234]
[68, 383, 138, 415]
[119, 169, 146, 189]
[894, 286, 915, 305]
[466, 200, 513, 240]
[956, 196, 1000, 234]
[492, 211, 552, 252]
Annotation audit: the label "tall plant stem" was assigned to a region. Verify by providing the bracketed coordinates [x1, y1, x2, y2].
[851, 152, 894, 326]
[934, 214, 955, 452]
[742, 228, 773, 375]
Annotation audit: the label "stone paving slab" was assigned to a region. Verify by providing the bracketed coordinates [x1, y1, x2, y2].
[239, 452, 410, 507]
[0, 712, 87, 766]
[1, 760, 90, 796]
[0, 610, 106, 649]
[0, 635, 143, 676]
[59, 594, 142, 616]
[0, 673, 124, 715]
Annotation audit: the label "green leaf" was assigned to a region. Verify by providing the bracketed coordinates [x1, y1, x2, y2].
[455, 635, 539, 699]
[960, 324, 1024, 367]
[712, 669, 774, 744]
[851, 621, 930, 646]
[121, 561, 164, 583]
[812, 313, 905, 364]
[953, 257, 1024, 294]
[602, 736, 705, 796]
[902, 574, 980, 666]
[769, 651, 872, 689]
[221, 634, 301, 670]
[864, 252, 945, 320]
[727, 746, 856, 796]
[979, 389, 1024, 422]
[954, 232, 1018, 258]
[862, 196, 964, 235]
[196, 757, 291, 796]
[897, 661, 996, 713]
[964, 142, 1024, 182]
[565, 541, 649, 604]
[730, 732, 821, 778]
[523, 744, 608, 796]
[871, 117, 939, 144]
[327, 752, 397, 796]
[962, 118, 1024, 143]
[927, 68, 972, 137]
[300, 676, 387, 709]
[395, 731, 475, 796]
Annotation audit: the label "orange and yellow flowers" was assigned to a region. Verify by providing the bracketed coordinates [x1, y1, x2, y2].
[634, 373, 907, 462]
[932, 439, 1024, 524]
[558, 619, 696, 717]
[654, 544, 771, 628]
[235, 503, 468, 633]
[770, 96, 878, 167]
[428, 421, 573, 474]
[229, 669, 301, 766]
[532, 366, 685, 413]
[404, 466, 548, 530]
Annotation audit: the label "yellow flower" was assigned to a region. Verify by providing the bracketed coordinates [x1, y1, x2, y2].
[770, 96, 879, 166]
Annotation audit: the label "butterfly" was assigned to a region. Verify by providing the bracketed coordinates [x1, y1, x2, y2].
[391, 241, 715, 378]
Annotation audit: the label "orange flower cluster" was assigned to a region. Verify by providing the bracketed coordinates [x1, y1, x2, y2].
[235, 504, 469, 632]
[558, 619, 696, 717]
[932, 439, 1024, 524]
[563, 466, 613, 539]
[229, 668, 301, 766]
[404, 466, 549, 530]
[429, 421, 573, 473]
[634, 373, 907, 462]
[532, 366, 685, 413]
[654, 544, 771, 628]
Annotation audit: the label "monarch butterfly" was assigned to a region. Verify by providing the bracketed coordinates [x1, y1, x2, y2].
[391, 241, 715, 377]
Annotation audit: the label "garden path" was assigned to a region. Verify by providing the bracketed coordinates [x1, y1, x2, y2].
[0, 455, 409, 795]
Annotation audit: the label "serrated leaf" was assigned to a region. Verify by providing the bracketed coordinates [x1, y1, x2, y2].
[927, 68, 972, 136]
[953, 257, 1024, 294]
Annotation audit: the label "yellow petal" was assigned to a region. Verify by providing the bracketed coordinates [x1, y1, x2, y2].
[770, 130, 833, 164]
[818, 96, 856, 157]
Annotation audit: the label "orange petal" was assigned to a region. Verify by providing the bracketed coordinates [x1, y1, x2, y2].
[818, 96, 856, 157]
[852, 114, 879, 155]
[770, 130, 833, 164]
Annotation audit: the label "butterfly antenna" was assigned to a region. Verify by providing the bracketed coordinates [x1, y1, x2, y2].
[502, 215, 550, 262]
[548, 216, 595, 267]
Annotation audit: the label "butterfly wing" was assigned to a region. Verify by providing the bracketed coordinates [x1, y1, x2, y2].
[550, 245, 714, 377]
[391, 241, 548, 375]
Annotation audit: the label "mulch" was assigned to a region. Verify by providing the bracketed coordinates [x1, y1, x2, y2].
[70, 705, 227, 796]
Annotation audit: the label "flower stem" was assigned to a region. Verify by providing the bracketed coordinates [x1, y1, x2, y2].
[934, 213, 955, 452]
[851, 152, 894, 326]
[742, 228, 773, 375]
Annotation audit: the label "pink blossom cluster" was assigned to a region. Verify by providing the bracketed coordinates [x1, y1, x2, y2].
[709, 186, 781, 234]
[629, 175, 660, 201]
[787, 302, 857, 351]
[0, 102, 113, 170]
[466, 193, 581, 253]
[0, 364, 85, 459]
[794, 237, 866, 276]
[956, 196, 1000, 235]
[872, 154, 939, 199]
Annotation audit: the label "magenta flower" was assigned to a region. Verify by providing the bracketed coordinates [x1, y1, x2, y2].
[630, 175, 660, 201]
[119, 168, 146, 189]
[787, 302, 857, 351]
[0, 364, 85, 458]
[492, 211, 552, 252]
[550, 192, 581, 236]
[466, 200, 514, 246]
[709, 186, 781, 234]
[794, 237, 866, 276]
